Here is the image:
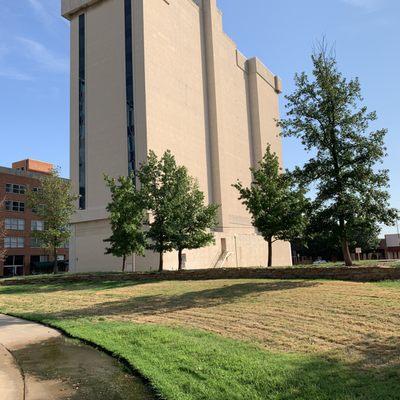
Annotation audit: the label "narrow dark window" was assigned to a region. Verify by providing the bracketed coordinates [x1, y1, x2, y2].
[78, 13, 86, 209]
[124, 0, 135, 174]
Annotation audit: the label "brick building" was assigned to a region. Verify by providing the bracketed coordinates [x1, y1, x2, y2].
[381, 234, 400, 260]
[0, 160, 69, 277]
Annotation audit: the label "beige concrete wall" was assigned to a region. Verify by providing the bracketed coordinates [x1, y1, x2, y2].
[208, 7, 255, 233]
[73, 219, 121, 272]
[70, 0, 128, 218]
[65, 0, 293, 272]
[62, 0, 103, 19]
[142, 0, 211, 200]
[71, 218, 291, 273]
[247, 58, 283, 165]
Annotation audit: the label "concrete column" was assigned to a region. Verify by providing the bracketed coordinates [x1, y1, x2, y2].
[200, 0, 223, 227]
[246, 58, 283, 167]
[132, 0, 148, 172]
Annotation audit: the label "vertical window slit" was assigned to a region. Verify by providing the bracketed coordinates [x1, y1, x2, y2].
[78, 13, 86, 209]
[124, 0, 135, 175]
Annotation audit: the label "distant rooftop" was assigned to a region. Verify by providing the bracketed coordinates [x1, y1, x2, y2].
[0, 159, 54, 181]
[11, 159, 53, 175]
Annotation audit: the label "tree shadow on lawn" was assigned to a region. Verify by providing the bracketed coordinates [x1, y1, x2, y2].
[350, 333, 400, 369]
[0, 279, 149, 295]
[20, 280, 319, 320]
[267, 352, 400, 400]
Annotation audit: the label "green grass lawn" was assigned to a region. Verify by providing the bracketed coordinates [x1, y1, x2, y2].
[375, 280, 400, 288]
[0, 277, 399, 400]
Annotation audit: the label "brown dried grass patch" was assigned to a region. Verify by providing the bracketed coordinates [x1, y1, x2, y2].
[0, 278, 399, 368]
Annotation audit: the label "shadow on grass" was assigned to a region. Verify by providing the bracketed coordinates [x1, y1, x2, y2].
[0, 279, 149, 295]
[271, 353, 400, 400]
[350, 333, 400, 369]
[14, 281, 319, 319]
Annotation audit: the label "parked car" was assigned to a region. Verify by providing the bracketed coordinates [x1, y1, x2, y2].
[313, 259, 328, 265]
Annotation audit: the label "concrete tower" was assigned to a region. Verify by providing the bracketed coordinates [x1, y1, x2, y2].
[62, 0, 292, 272]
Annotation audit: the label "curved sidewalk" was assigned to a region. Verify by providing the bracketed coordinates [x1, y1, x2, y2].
[0, 343, 24, 400]
[0, 314, 60, 400]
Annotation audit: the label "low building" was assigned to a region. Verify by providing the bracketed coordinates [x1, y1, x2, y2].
[0, 160, 69, 277]
[381, 234, 400, 260]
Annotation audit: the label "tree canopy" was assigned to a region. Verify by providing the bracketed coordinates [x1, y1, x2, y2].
[279, 44, 398, 266]
[136, 150, 219, 271]
[168, 170, 219, 270]
[27, 169, 77, 273]
[234, 145, 308, 267]
[104, 174, 147, 271]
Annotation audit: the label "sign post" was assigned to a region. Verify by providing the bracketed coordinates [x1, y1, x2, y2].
[355, 247, 362, 262]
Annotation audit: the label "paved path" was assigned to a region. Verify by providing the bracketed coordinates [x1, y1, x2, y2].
[0, 314, 154, 400]
[0, 314, 61, 400]
[0, 343, 24, 399]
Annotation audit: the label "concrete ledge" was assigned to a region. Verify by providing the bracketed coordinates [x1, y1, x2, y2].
[246, 57, 282, 93]
[1, 266, 400, 285]
[61, 0, 102, 19]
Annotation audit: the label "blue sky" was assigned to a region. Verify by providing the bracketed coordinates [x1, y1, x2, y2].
[0, 0, 399, 233]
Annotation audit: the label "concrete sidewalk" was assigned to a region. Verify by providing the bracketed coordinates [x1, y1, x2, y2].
[0, 314, 60, 351]
[0, 344, 24, 400]
[0, 314, 154, 400]
[0, 314, 61, 400]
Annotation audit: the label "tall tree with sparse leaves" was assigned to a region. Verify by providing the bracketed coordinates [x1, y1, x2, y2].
[27, 169, 78, 273]
[279, 43, 398, 266]
[234, 146, 308, 267]
[104, 174, 147, 272]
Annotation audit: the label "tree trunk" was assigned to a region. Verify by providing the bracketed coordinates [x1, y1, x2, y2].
[159, 252, 164, 272]
[122, 254, 126, 272]
[53, 247, 58, 274]
[341, 237, 353, 267]
[178, 249, 183, 271]
[267, 238, 273, 268]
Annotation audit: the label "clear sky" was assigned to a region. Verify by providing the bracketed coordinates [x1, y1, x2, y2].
[0, 0, 399, 233]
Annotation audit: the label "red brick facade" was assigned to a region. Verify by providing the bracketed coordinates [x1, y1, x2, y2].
[0, 161, 69, 277]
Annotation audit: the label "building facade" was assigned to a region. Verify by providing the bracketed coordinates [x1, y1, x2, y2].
[0, 160, 69, 277]
[381, 234, 400, 260]
[62, 0, 292, 272]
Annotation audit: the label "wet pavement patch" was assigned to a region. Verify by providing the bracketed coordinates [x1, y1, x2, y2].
[12, 336, 155, 400]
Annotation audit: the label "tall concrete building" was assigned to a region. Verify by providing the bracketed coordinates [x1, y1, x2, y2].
[62, 0, 292, 272]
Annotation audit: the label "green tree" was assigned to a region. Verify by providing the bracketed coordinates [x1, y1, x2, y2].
[234, 146, 308, 267]
[169, 170, 219, 270]
[138, 150, 218, 271]
[279, 43, 398, 266]
[138, 151, 177, 271]
[104, 174, 147, 272]
[27, 169, 78, 273]
[293, 212, 381, 262]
